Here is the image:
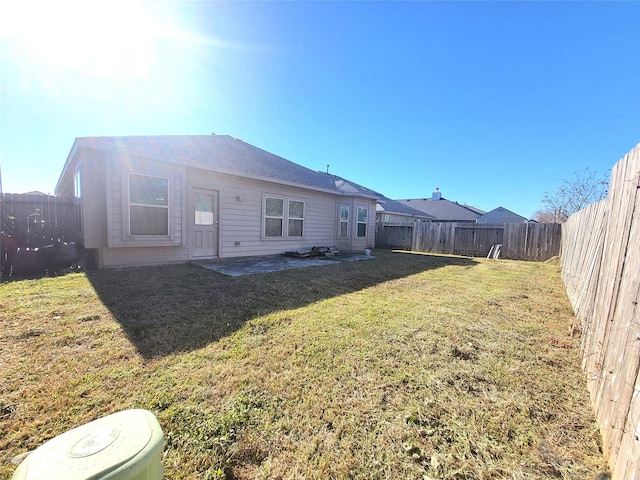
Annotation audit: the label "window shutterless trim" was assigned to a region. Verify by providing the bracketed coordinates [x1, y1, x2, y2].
[128, 173, 170, 236]
[262, 194, 305, 240]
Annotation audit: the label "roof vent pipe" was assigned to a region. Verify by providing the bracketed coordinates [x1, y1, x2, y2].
[432, 188, 442, 201]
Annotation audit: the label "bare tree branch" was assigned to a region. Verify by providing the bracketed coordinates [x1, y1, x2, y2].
[535, 168, 609, 223]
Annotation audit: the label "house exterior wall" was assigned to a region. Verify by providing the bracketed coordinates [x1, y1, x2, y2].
[377, 212, 419, 224]
[353, 199, 376, 251]
[54, 147, 107, 249]
[106, 152, 185, 248]
[62, 148, 377, 269]
[82, 150, 107, 249]
[187, 167, 341, 258]
[335, 198, 376, 252]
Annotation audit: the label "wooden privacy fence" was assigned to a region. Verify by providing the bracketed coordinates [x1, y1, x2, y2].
[375, 221, 561, 261]
[561, 143, 640, 479]
[1, 193, 78, 248]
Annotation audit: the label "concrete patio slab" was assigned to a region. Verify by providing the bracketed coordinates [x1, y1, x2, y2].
[192, 252, 374, 276]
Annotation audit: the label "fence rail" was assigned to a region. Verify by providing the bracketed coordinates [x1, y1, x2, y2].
[376, 221, 561, 261]
[561, 143, 640, 479]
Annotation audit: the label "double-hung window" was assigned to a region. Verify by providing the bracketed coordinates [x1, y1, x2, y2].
[339, 206, 349, 237]
[264, 196, 304, 238]
[265, 197, 284, 237]
[357, 206, 368, 237]
[129, 174, 169, 236]
[288, 200, 304, 236]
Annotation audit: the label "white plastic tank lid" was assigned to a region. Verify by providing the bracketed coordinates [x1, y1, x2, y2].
[15, 409, 158, 480]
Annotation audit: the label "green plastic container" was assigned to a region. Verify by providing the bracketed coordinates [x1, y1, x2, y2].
[12, 409, 164, 480]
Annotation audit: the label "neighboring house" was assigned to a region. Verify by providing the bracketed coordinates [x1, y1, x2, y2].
[396, 189, 485, 222]
[476, 207, 528, 224]
[376, 196, 435, 224]
[54, 135, 380, 268]
[21, 191, 49, 195]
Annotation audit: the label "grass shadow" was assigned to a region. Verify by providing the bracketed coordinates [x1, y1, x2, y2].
[86, 250, 477, 359]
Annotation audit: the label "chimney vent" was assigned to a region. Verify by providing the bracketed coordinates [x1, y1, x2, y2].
[432, 188, 442, 201]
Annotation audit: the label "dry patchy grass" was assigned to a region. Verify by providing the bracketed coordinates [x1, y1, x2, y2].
[0, 250, 606, 479]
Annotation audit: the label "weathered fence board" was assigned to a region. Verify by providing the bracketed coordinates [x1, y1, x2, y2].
[1, 193, 77, 248]
[374, 223, 413, 250]
[561, 142, 640, 479]
[376, 222, 561, 261]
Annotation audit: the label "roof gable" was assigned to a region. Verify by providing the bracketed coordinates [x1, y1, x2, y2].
[477, 207, 528, 223]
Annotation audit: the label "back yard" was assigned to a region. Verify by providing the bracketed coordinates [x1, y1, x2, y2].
[0, 250, 606, 479]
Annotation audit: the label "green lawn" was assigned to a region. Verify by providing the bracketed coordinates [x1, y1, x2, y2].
[0, 250, 606, 479]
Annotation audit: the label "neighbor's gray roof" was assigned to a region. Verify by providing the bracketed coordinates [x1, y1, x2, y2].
[63, 135, 380, 199]
[377, 197, 436, 220]
[476, 207, 527, 223]
[396, 197, 485, 221]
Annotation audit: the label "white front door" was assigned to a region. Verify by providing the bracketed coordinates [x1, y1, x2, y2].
[192, 189, 219, 258]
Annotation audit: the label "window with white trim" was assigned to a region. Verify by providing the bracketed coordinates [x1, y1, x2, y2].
[357, 206, 368, 237]
[264, 196, 305, 238]
[265, 197, 284, 237]
[288, 200, 304, 236]
[129, 173, 169, 236]
[339, 206, 349, 237]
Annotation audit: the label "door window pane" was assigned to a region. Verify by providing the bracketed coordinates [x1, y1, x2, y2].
[195, 193, 215, 225]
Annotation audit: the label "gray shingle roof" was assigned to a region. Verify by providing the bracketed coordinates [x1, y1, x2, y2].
[377, 197, 436, 220]
[396, 197, 486, 221]
[73, 135, 379, 198]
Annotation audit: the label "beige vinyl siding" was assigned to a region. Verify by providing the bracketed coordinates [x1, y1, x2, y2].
[53, 147, 108, 249]
[101, 246, 190, 269]
[81, 150, 107, 249]
[350, 200, 376, 251]
[380, 213, 420, 225]
[187, 168, 338, 258]
[107, 154, 183, 248]
[108, 156, 122, 245]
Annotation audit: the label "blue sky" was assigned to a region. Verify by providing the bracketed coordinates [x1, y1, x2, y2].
[1, 1, 638, 218]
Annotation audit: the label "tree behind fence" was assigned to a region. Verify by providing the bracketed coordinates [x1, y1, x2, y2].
[375, 222, 561, 261]
[1, 193, 78, 248]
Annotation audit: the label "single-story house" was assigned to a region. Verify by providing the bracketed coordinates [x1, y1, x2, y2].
[54, 135, 381, 268]
[376, 196, 435, 224]
[476, 207, 528, 223]
[396, 189, 485, 222]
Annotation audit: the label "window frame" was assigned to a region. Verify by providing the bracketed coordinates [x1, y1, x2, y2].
[128, 173, 170, 237]
[339, 205, 350, 238]
[264, 196, 285, 238]
[357, 206, 368, 238]
[287, 199, 305, 237]
[262, 194, 305, 239]
[74, 165, 83, 234]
